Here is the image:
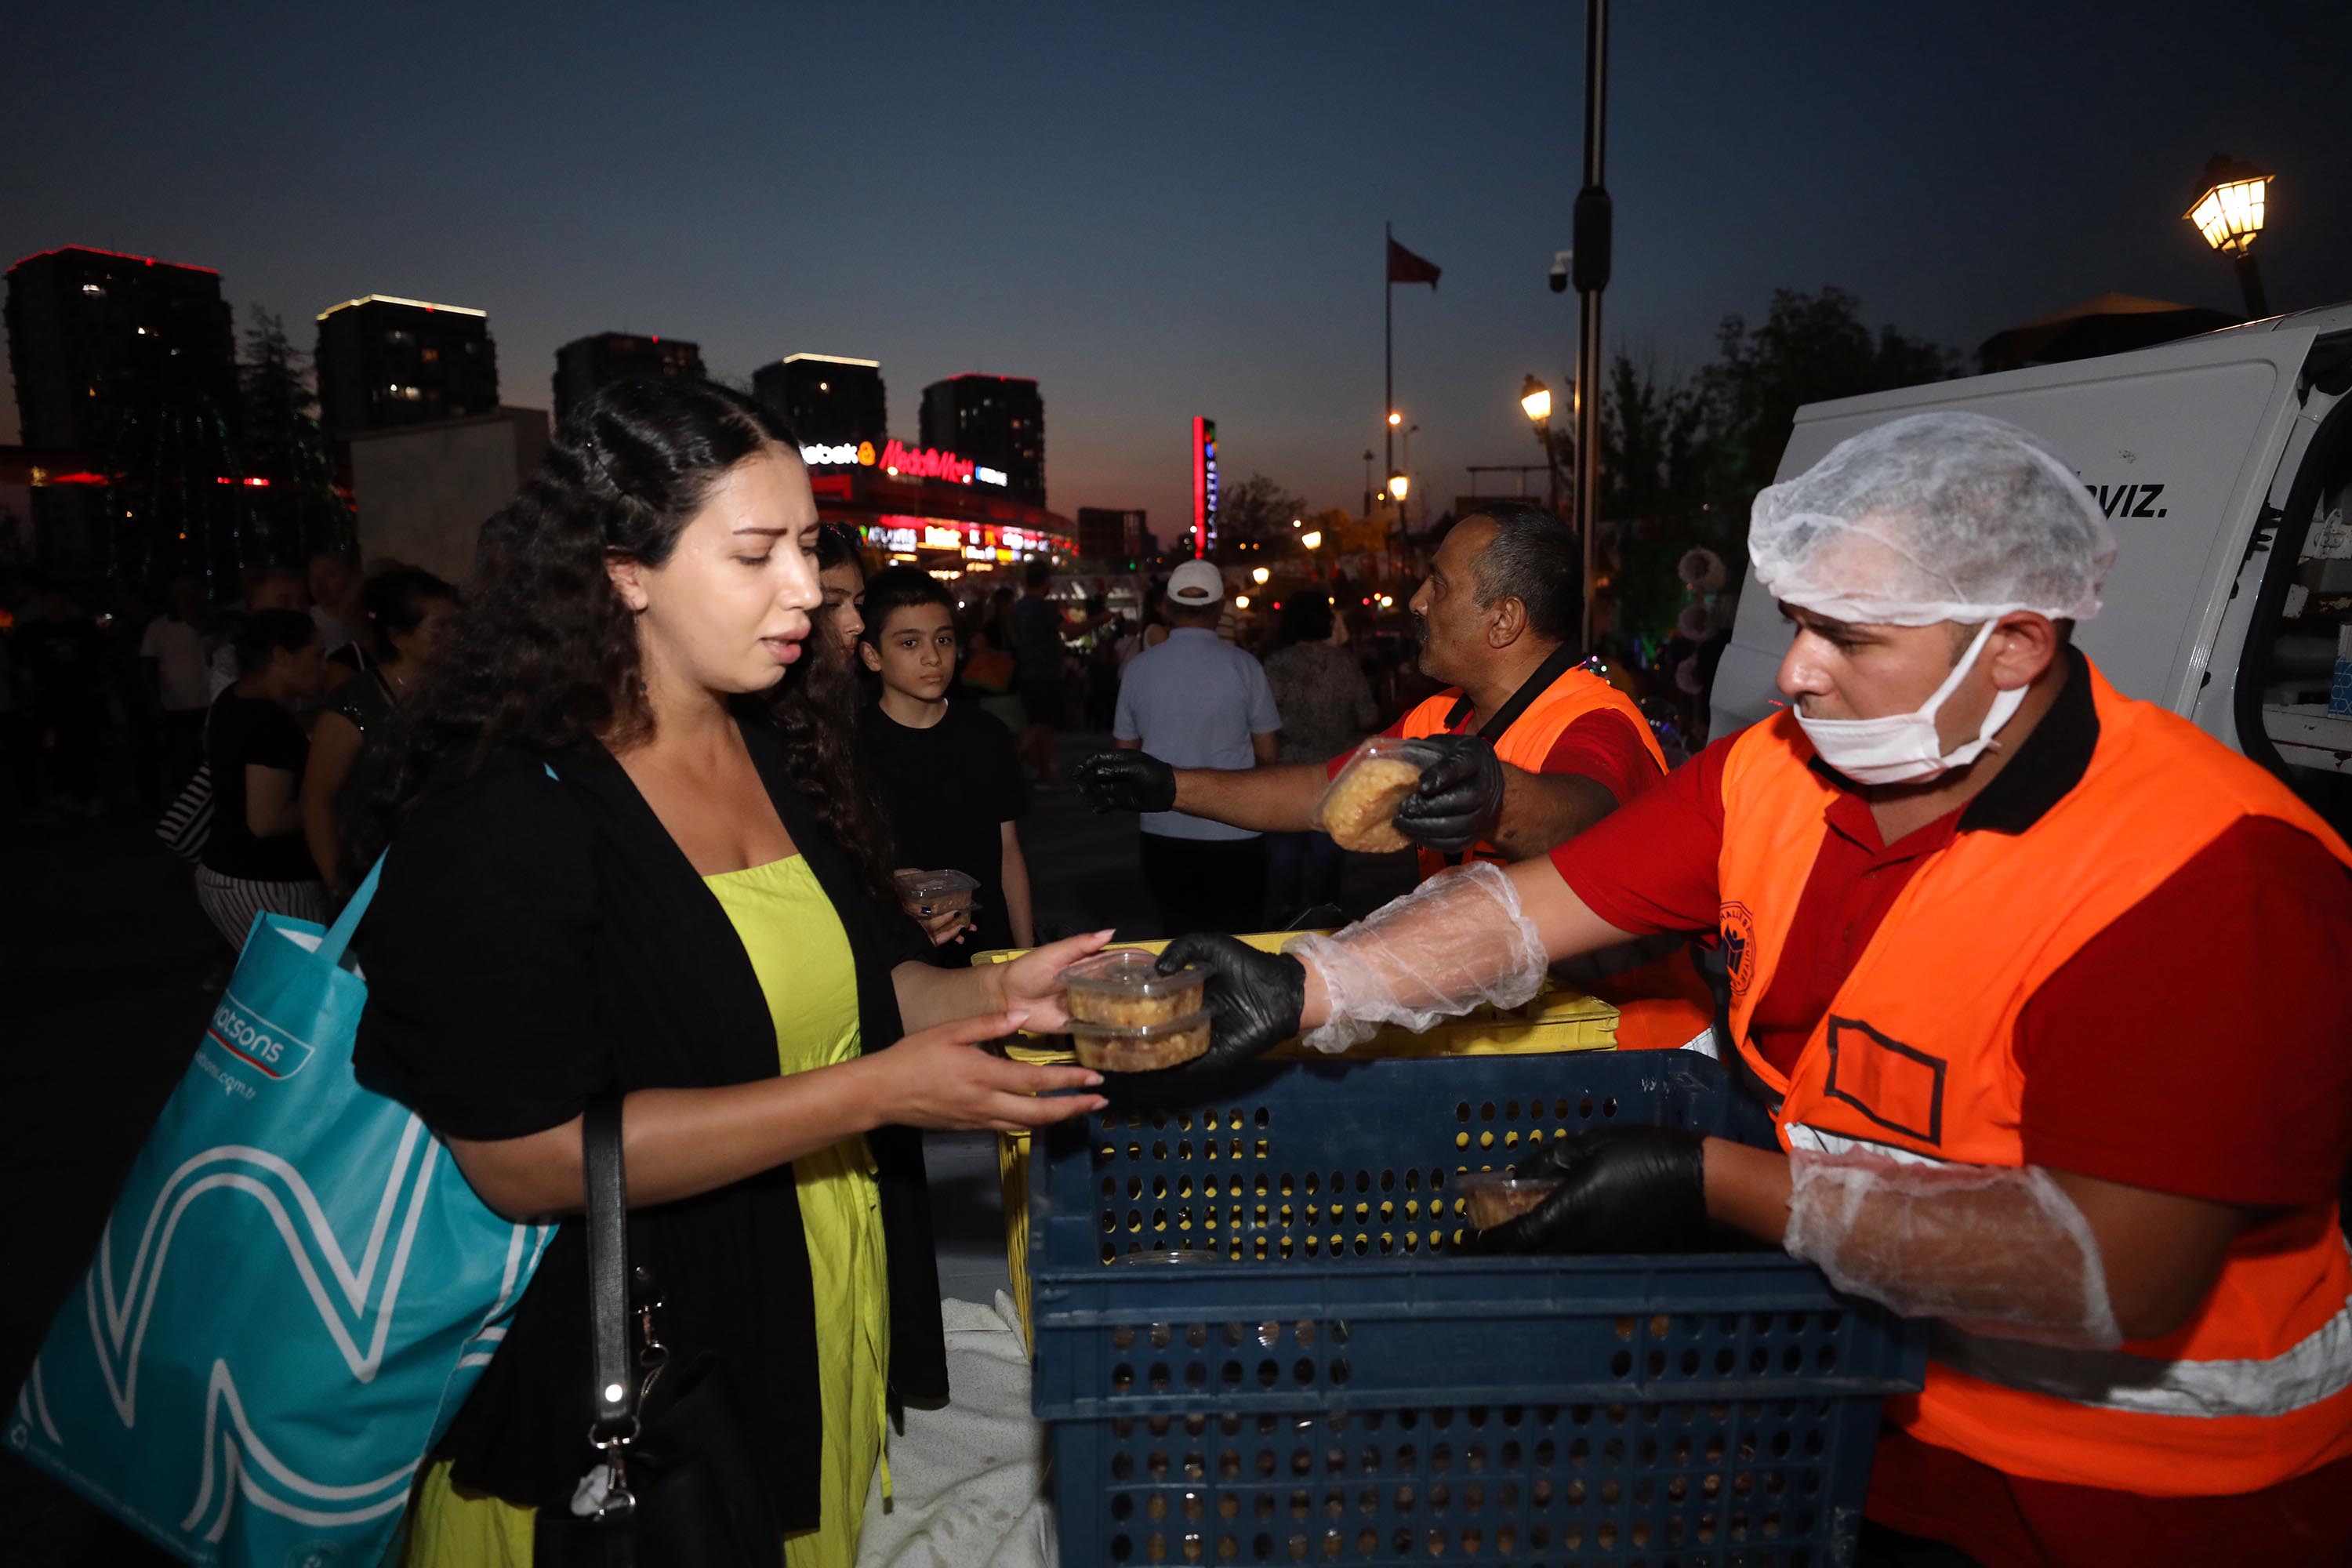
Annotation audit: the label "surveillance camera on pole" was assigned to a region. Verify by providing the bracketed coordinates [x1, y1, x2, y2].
[1548, 249, 1573, 295]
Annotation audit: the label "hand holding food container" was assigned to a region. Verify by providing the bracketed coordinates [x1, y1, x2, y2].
[1319, 734, 1504, 853]
[1472, 1124, 1712, 1253]
[895, 866, 981, 946]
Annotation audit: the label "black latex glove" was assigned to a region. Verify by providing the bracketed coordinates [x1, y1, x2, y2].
[1071, 750, 1177, 814]
[1097, 935, 1306, 1100]
[1391, 734, 1505, 853]
[1475, 1124, 1711, 1254]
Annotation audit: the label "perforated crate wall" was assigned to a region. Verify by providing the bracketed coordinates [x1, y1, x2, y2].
[1029, 1054, 1924, 1566]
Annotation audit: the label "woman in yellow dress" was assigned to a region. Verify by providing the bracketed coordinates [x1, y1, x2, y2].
[354, 377, 1112, 1565]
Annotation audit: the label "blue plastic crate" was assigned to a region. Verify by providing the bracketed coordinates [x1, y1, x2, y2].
[1029, 1052, 1926, 1566]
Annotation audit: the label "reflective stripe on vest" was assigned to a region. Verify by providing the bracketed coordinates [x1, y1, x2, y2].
[1933, 1269, 2352, 1421]
[1717, 657, 2352, 1494]
[1399, 665, 1663, 880]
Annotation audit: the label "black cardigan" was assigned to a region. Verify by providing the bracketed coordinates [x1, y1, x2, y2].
[352, 720, 946, 1525]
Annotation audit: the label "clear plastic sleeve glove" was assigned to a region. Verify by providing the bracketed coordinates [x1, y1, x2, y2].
[1783, 1147, 2123, 1349]
[1391, 734, 1506, 853]
[1283, 862, 1549, 1054]
[1072, 750, 1177, 814]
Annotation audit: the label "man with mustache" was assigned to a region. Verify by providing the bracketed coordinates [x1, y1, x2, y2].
[1075, 502, 1712, 1048]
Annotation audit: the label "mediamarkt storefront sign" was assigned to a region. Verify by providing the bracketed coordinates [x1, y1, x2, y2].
[800, 437, 1007, 488]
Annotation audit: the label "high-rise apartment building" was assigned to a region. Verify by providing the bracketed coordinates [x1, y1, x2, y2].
[752, 353, 886, 448]
[4, 245, 239, 572]
[5, 245, 237, 452]
[552, 332, 705, 426]
[314, 294, 498, 442]
[920, 374, 1044, 506]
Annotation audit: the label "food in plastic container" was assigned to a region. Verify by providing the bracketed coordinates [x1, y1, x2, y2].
[1457, 1170, 1562, 1230]
[1061, 948, 1207, 1026]
[1069, 1011, 1212, 1073]
[894, 867, 979, 916]
[1317, 738, 1439, 852]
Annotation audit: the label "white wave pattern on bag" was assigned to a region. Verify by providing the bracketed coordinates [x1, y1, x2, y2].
[184, 1361, 419, 1541]
[74, 1127, 553, 1537]
[89, 1121, 441, 1421]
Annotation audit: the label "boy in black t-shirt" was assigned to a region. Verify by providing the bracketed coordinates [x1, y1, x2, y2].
[855, 568, 1034, 956]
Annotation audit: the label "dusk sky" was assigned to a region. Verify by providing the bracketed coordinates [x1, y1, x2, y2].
[6, 1, 2349, 537]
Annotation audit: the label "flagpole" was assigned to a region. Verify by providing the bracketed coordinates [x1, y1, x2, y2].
[1384, 220, 1394, 497]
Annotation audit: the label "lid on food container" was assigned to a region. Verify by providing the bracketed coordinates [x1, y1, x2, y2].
[893, 868, 980, 902]
[1061, 948, 1203, 1000]
[1065, 1010, 1212, 1044]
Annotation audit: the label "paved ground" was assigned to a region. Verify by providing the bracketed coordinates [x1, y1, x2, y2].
[0, 727, 1415, 1563]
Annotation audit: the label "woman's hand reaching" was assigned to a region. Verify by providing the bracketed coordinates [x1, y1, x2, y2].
[862, 1011, 1107, 1134]
[991, 927, 1116, 1032]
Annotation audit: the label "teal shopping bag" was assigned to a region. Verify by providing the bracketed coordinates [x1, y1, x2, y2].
[8, 862, 554, 1567]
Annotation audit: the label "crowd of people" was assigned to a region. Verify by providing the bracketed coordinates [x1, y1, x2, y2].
[18, 372, 2352, 1568]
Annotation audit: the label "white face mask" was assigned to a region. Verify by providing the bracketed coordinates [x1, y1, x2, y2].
[1794, 619, 2024, 786]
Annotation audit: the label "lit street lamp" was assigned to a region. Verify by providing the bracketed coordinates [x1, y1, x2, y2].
[1521, 373, 1565, 514]
[2184, 153, 2275, 318]
[1386, 474, 1408, 505]
[1301, 530, 1324, 551]
[1251, 565, 1271, 585]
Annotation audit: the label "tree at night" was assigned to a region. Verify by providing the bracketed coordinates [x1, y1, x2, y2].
[238, 307, 354, 566]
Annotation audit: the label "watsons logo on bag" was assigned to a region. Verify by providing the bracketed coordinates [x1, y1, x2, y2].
[204, 999, 317, 1081]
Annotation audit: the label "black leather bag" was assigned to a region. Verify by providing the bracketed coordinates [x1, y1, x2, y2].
[532, 1094, 783, 1568]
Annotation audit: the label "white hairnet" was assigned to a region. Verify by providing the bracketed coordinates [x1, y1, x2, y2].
[1750, 412, 2116, 626]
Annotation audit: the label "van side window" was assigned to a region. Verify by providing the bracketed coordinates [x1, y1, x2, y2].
[2242, 428, 2352, 838]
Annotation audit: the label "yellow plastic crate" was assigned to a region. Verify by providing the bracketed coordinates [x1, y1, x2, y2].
[975, 933, 1619, 1345]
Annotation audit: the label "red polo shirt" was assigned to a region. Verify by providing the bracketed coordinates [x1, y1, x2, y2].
[1546, 663, 2352, 1567]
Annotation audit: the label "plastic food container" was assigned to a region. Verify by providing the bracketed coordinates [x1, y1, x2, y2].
[1456, 1169, 1562, 1230]
[1061, 948, 1206, 1026]
[1316, 736, 1439, 852]
[1067, 1011, 1212, 1073]
[893, 867, 978, 915]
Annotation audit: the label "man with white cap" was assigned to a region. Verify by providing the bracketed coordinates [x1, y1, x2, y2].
[1112, 558, 1283, 935]
[1159, 414, 2352, 1564]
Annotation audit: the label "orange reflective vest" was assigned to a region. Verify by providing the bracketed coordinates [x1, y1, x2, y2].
[1399, 665, 1712, 1051]
[1716, 657, 2352, 1495]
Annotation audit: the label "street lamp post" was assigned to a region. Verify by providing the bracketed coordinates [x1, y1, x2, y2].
[1570, 0, 1613, 653]
[2184, 153, 2275, 319]
[1361, 448, 1376, 519]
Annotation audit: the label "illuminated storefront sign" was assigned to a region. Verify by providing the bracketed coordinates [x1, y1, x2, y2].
[1192, 416, 1219, 557]
[799, 437, 1005, 488]
[858, 514, 1065, 565]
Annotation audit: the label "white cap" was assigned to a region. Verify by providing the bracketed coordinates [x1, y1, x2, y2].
[1168, 560, 1225, 604]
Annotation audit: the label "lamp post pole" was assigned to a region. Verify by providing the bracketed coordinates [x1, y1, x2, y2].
[2234, 252, 2270, 319]
[1572, 0, 1611, 652]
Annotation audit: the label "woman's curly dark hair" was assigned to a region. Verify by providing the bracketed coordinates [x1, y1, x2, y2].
[345, 376, 898, 909]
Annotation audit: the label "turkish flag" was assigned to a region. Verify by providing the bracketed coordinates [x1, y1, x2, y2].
[1387, 238, 1441, 289]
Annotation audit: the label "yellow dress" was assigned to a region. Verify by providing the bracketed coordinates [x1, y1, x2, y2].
[405, 853, 891, 1568]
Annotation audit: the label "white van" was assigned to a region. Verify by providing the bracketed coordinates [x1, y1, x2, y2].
[1708, 303, 2352, 838]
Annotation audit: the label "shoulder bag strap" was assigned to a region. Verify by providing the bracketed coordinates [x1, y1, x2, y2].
[583, 1091, 638, 1452]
